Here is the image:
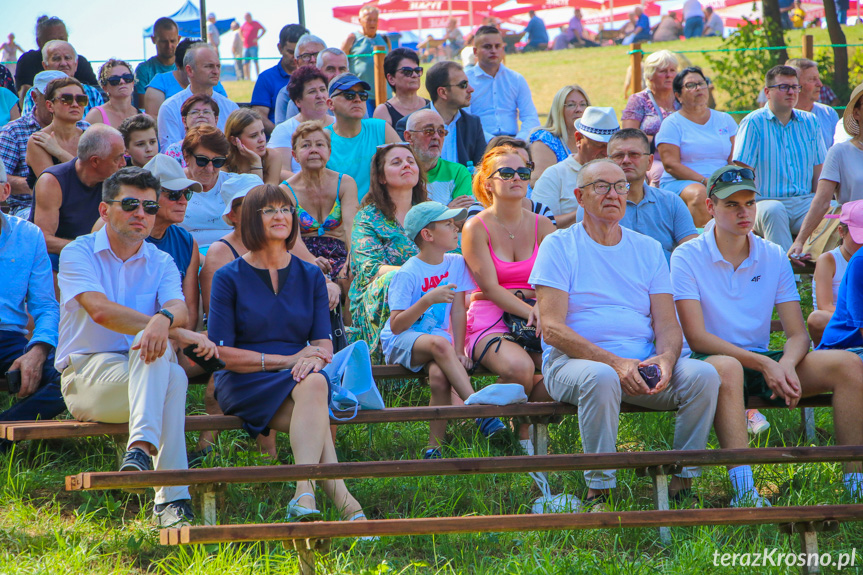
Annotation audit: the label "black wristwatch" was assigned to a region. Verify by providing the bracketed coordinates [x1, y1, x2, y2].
[156, 309, 174, 326]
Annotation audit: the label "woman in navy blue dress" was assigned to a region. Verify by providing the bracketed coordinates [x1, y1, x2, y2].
[208, 184, 367, 522]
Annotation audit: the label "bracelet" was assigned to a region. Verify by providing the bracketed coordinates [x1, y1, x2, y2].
[251, 166, 264, 171]
[261, 352, 266, 372]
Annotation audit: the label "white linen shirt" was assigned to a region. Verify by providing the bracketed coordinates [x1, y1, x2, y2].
[55, 227, 184, 370]
[669, 220, 799, 353]
[531, 155, 582, 218]
[465, 63, 540, 141]
[157, 87, 239, 149]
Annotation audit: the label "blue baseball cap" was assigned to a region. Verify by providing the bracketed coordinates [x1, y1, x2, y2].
[404, 201, 467, 242]
[328, 73, 371, 97]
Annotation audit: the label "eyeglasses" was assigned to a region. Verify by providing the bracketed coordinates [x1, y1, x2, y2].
[709, 168, 756, 193]
[193, 154, 227, 168]
[683, 81, 708, 91]
[609, 151, 648, 162]
[582, 180, 630, 195]
[297, 51, 319, 62]
[337, 90, 369, 102]
[53, 93, 89, 107]
[767, 83, 803, 93]
[162, 187, 194, 202]
[106, 73, 134, 86]
[408, 127, 448, 137]
[187, 109, 216, 119]
[258, 206, 296, 217]
[564, 102, 588, 110]
[491, 167, 532, 181]
[106, 197, 160, 214]
[397, 66, 423, 77]
[444, 80, 470, 90]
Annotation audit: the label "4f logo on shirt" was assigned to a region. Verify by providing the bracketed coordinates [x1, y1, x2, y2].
[421, 271, 450, 292]
[751, 275, 761, 283]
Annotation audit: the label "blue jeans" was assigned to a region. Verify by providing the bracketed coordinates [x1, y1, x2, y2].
[0, 331, 67, 451]
[684, 16, 704, 38]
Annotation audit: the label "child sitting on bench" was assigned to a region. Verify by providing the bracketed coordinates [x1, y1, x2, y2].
[380, 201, 505, 459]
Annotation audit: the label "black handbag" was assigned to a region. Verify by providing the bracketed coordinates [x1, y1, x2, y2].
[501, 290, 543, 353]
[330, 305, 348, 353]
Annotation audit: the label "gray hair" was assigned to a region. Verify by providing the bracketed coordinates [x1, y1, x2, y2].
[359, 5, 379, 17]
[406, 108, 443, 131]
[102, 167, 161, 202]
[42, 39, 76, 62]
[183, 42, 217, 70]
[316, 47, 347, 68]
[576, 158, 618, 188]
[78, 124, 123, 162]
[294, 34, 327, 58]
[786, 58, 819, 73]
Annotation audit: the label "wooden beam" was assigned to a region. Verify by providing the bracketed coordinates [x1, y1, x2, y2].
[161, 504, 863, 544]
[66, 445, 863, 491]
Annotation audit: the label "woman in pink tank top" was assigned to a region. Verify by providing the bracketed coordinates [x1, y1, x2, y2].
[462, 143, 556, 447]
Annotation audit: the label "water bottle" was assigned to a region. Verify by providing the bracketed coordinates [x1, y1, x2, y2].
[466, 161, 475, 175]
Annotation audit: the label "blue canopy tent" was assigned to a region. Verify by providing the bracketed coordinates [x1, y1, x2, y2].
[142, 1, 234, 56]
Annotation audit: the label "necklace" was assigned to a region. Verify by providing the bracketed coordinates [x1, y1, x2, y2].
[492, 212, 522, 240]
[841, 244, 852, 261]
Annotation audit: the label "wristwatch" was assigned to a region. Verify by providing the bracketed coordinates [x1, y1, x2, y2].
[156, 309, 174, 326]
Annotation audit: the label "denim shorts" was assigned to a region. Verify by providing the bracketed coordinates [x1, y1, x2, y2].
[244, 46, 259, 59]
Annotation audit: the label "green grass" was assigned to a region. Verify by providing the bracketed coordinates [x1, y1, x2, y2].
[224, 28, 863, 121]
[2, 280, 863, 573]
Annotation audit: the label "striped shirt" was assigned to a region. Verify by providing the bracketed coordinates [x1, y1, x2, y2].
[732, 106, 826, 199]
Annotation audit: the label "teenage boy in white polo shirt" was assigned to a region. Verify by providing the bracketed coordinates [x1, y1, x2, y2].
[671, 166, 863, 504]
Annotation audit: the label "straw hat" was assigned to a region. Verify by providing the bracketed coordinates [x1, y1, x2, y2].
[843, 83, 863, 137]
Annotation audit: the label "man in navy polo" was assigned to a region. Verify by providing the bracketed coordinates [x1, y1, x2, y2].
[250, 23, 307, 133]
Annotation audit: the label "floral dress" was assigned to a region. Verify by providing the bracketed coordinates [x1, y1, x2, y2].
[348, 204, 419, 363]
[529, 129, 570, 163]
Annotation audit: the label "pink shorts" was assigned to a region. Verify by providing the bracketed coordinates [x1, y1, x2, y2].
[464, 299, 509, 359]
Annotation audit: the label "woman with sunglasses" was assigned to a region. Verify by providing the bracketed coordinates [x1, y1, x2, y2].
[25, 77, 88, 190]
[373, 48, 429, 127]
[207, 184, 370, 523]
[223, 108, 283, 185]
[461, 143, 556, 449]
[85, 59, 138, 127]
[163, 94, 220, 168]
[528, 85, 591, 186]
[269, 66, 334, 175]
[180, 124, 233, 249]
[349, 142, 427, 362]
[656, 66, 737, 227]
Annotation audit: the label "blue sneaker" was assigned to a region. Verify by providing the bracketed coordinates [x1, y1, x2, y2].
[476, 417, 506, 438]
[423, 448, 442, 459]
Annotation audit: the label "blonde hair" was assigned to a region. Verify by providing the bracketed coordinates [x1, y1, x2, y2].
[291, 120, 331, 151]
[98, 58, 133, 87]
[539, 85, 591, 140]
[642, 50, 681, 86]
[472, 145, 525, 208]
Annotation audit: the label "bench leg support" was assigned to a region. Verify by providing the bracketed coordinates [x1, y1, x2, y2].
[286, 538, 330, 575]
[802, 408, 817, 443]
[202, 490, 217, 526]
[652, 473, 671, 546]
[532, 423, 549, 456]
[779, 520, 839, 575]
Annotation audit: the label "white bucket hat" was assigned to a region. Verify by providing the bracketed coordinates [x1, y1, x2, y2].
[574, 106, 620, 143]
[220, 173, 264, 225]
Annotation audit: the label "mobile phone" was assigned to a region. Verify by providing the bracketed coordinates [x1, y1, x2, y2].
[638, 364, 662, 390]
[5, 370, 21, 395]
[183, 345, 226, 373]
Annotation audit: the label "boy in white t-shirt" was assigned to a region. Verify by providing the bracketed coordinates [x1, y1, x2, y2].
[671, 166, 863, 505]
[380, 201, 504, 458]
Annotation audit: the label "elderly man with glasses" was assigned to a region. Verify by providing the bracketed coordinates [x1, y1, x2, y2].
[403, 109, 473, 210]
[20, 40, 103, 117]
[324, 73, 400, 202]
[733, 65, 826, 254]
[531, 157, 720, 512]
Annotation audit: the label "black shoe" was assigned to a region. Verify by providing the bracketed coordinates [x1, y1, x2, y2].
[187, 445, 214, 469]
[119, 447, 152, 472]
[154, 499, 195, 527]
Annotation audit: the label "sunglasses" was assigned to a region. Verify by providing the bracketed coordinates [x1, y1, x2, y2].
[338, 90, 369, 102]
[710, 168, 756, 192]
[106, 197, 160, 215]
[53, 93, 89, 107]
[444, 80, 470, 90]
[193, 154, 227, 168]
[398, 66, 423, 77]
[491, 167, 532, 181]
[106, 73, 134, 86]
[162, 187, 194, 202]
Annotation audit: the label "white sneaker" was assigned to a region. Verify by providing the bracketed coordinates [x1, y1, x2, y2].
[531, 493, 583, 514]
[519, 439, 535, 456]
[746, 409, 770, 435]
[730, 490, 772, 508]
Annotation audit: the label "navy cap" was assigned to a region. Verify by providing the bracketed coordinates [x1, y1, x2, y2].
[328, 73, 371, 96]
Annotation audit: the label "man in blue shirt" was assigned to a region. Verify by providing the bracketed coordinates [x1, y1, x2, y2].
[249, 24, 308, 133]
[0, 161, 66, 454]
[623, 7, 652, 45]
[522, 11, 549, 51]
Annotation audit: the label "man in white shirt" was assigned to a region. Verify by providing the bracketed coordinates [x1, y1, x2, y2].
[532, 106, 618, 228]
[703, 7, 725, 37]
[56, 167, 217, 526]
[671, 166, 863, 504]
[531, 159, 720, 510]
[465, 26, 539, 141]
[157, 43, 238, 148]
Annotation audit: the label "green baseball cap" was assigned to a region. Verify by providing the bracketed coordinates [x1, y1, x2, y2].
[404, 201, 467, 242]
[706, 166, 760, 199]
